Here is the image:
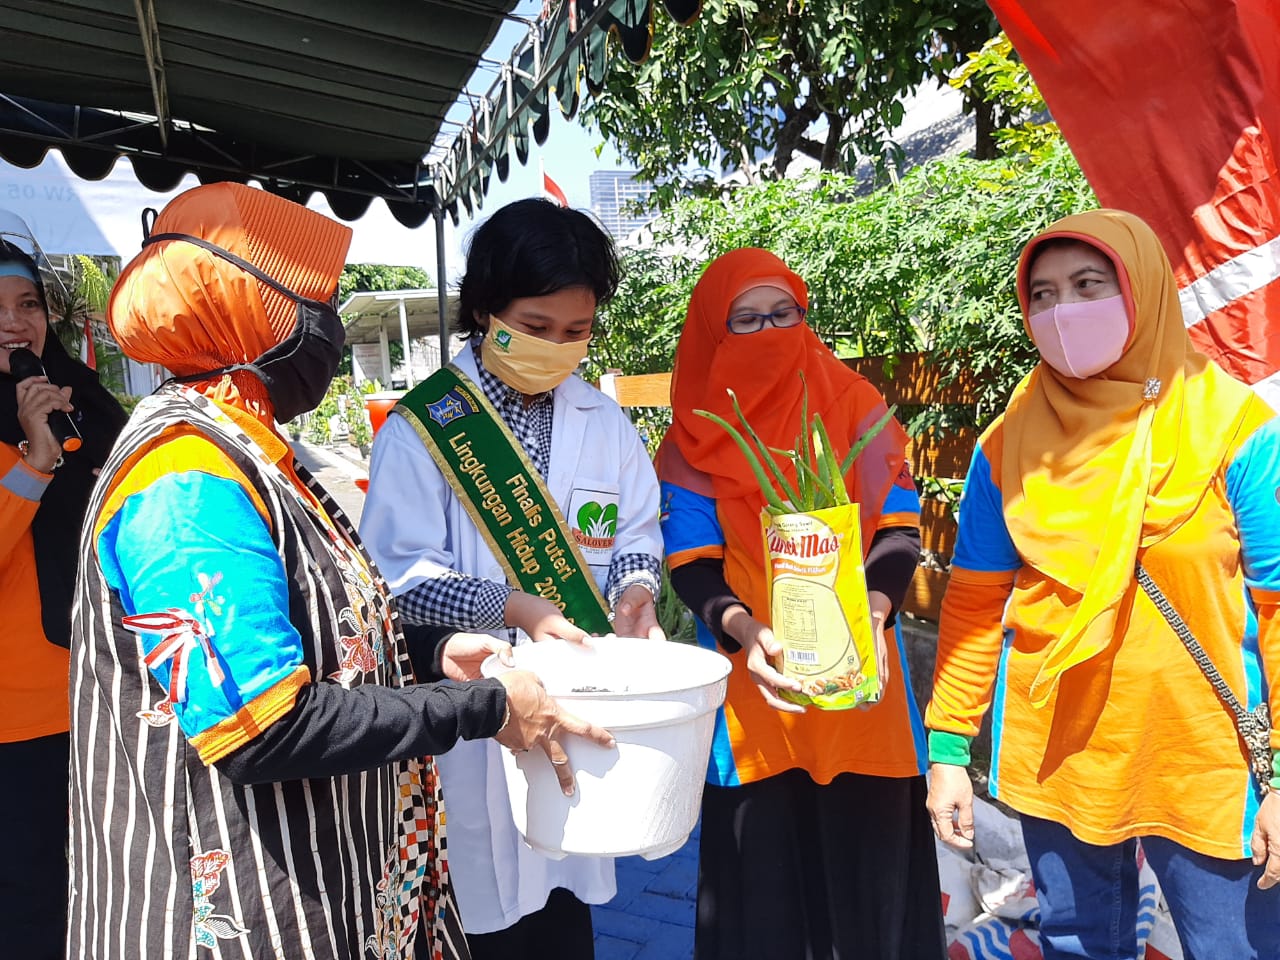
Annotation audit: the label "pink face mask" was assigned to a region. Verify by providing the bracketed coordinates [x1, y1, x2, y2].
[1028, 294, 1130, 379]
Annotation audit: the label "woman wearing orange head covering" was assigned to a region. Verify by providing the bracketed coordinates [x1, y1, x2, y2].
[658, 248, 945, 960]
[925, 209, 1280, 959]
[69, 183, 610, 960]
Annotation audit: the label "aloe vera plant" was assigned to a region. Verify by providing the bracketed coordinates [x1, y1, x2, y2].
[694, 373, 897, 515]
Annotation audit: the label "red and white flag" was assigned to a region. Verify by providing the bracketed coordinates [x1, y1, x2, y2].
[991, 0, 1280, 403]
[81, 315, 96, 370]
[542, 171, 569, 207]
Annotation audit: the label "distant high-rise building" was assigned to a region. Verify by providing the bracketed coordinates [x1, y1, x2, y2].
[588, 170, 655, 239]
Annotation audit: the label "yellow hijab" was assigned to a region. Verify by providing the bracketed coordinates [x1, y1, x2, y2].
[1000, 209, 1256, 707]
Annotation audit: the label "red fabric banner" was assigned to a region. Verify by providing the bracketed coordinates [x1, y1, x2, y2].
[990, 0, 1280, 396]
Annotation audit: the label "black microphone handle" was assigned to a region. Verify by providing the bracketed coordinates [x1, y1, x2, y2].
[8, 347, 84, 452]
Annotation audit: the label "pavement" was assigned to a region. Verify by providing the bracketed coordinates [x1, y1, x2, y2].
[291, 436, 370, 527]
[291, 437, 699, 959]
[590, 831, 698, 960]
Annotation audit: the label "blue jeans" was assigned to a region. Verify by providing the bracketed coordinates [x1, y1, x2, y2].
[1020, 815, 1280, 960]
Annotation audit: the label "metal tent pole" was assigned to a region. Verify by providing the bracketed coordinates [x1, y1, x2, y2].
[435, 201, 450, 368]
[397, 295, 414, 388]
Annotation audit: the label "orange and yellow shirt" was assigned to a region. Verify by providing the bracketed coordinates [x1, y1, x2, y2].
[663, 475, 927, 787]
[927, 411, 1280, 859]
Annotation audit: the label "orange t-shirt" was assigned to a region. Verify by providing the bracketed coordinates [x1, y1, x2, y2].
[662, 472, 927, 787]
[928, 410, 1280, 859]
[0, 443, 71, 742]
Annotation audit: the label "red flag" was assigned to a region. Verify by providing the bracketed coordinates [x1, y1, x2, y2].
[543, 172, 569, 207]
[82, 315, 96, 370]
[991, 0, 1280, 399]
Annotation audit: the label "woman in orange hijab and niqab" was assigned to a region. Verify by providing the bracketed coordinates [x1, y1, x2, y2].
[925, 209, 1280, 959]
[66, 183, 585, 960]
[657, 248, 946, 960]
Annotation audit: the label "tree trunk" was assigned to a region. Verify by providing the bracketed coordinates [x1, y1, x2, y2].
[820, 113, 845, 170]
[775, 99, 821, 176]
[972, 95, 999, 160]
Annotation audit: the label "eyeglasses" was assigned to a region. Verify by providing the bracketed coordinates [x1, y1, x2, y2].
[726, 305, 807, 335]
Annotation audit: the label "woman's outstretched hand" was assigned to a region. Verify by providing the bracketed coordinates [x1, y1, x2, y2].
[493, 669, 615, 797]
[439, 632, 513, 682]
[723, 605, 805, 713]
[504, 590, 589, 644]
[612, 583, 665, 641]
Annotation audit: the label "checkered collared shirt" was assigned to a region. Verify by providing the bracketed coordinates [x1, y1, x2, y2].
[396, 338, 660, 632]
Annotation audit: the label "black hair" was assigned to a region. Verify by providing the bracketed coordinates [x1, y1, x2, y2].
[456, 198, 620, 336]
[0, 239, 48, 313]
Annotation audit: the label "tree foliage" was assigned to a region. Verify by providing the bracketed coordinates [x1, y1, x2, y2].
[588, 34, 1098, 426]
[583, 0, 996, 204]
[46, 254, 114, 355]
[590, 139, 1096, 427]
[339, 263, 433, 301]
[949, 33, 1060, 160]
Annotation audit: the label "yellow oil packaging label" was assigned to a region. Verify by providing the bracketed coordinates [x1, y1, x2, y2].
[761, 504, 883, 710]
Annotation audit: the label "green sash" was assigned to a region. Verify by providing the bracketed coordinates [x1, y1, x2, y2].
[395, 364, 612, 633]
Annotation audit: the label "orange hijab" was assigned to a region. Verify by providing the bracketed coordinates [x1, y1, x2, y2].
[657, 248, 907, 611]
[1001, 209, 1256, 706]
[109, 183, 351, 421]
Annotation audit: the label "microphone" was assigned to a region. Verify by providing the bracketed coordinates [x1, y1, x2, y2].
[9, 347, 83, 452]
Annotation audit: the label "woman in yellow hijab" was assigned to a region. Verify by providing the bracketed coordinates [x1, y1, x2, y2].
[925, 209, 1280, 959]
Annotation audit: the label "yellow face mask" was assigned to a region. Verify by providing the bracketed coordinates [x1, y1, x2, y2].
[480, 316, 591, 395]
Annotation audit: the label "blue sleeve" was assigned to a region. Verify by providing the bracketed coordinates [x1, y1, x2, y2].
[97, 470, 306, 743]
[659, 481, 723, 564]
[1226, 417, 1280, 592]
[951, 444, 1020, 573]
[881, 476, 922, 518]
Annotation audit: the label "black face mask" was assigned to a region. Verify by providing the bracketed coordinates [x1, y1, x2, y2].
[141, 231, 345, 422]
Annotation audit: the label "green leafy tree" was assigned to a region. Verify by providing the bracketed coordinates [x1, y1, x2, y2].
[949, 33, 1059, 160]
[591, 36, 1096, 425]
[583, 0, 996, 204]
[338, 263, 433, 301]
[337, 263, 432, 376]
[593, 140, 1095, 426]
[43, 254, 140, 397]
[45, 254, 114, 356]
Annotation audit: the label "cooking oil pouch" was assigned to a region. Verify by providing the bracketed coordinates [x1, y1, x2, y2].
[761, 503, 884, 710]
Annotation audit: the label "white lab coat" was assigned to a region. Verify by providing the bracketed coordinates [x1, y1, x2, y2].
[360, 346, 663, 934]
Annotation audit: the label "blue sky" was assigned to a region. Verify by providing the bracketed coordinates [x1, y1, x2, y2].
[434, 1, 628, 268]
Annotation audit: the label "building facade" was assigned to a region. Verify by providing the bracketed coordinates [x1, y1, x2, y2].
[588, 170, 655, 239]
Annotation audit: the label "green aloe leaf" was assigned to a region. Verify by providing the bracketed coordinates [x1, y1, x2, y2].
[812, 413, 850, 506]
[727, 389, 801, 506]
[694, 409, 791, 514]
[839, 404, 899, 477]
[791, 433, 811, 510]
[795, 458, 836, 508]
[694, 378, 898, 518]
[799, 371, 813, 477]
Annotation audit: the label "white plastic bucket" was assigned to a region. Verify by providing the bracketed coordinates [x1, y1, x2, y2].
[482, 636, 731, 860]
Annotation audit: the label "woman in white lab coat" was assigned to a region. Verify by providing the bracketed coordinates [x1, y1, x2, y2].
[362, 198, 663, 960]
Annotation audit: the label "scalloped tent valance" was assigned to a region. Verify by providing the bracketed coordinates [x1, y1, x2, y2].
[0, 0, 700, 228]
[435, 0, 701, 223]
